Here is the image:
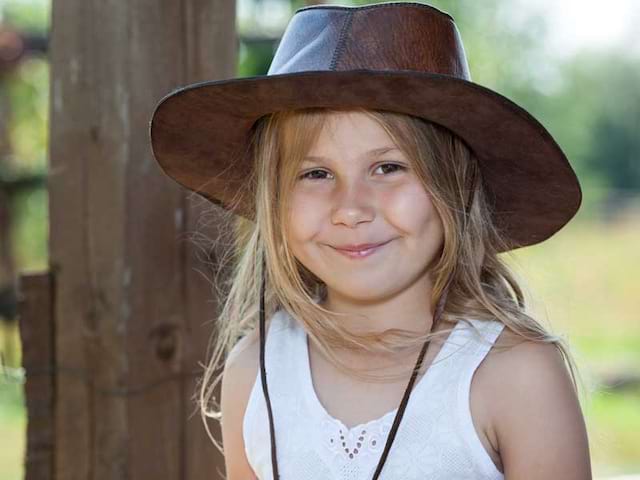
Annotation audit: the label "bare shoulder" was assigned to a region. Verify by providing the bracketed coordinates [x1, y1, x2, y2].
[479, 324, 592, 479]
[225, 326, 262, 374]
[220, 327, 261, 480]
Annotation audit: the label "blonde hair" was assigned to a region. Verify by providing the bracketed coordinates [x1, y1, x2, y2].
[193, 106, 588, 454]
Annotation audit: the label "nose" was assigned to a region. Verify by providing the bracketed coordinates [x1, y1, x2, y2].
[330, 177, 375, 227]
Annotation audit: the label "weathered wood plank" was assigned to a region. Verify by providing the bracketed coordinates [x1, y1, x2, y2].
[18, 271, 55, 480]
[180, 2, 237, 479]
[49, 0, 236, 478]
[49, 2, 102, 478]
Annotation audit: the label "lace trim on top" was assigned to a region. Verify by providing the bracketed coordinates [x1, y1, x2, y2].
[297, 319, 470, 462]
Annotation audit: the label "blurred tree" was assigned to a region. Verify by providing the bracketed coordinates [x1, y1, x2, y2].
[238, 33, 278, 76]
[1, 1, 50, 272]
[530, 49, 640, 213]
[579, 53, 640, 193]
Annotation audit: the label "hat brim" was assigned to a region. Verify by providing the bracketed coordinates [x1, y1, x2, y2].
[149, 69, 581, 251]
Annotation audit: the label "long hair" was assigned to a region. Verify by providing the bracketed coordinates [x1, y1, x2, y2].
[194, 106, 587, 454]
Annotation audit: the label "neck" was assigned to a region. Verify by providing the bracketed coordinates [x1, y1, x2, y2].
[319, 271, 438, 340]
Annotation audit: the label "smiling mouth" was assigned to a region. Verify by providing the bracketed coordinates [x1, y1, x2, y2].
[329, 239, 393, 259]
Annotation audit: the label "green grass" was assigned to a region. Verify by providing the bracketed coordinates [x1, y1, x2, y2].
[585, 387, 640, 477]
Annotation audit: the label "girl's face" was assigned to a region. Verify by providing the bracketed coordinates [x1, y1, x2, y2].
[286, 111, 444, 303]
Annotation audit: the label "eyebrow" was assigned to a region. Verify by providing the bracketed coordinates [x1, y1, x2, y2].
[302, 146, 400, 163]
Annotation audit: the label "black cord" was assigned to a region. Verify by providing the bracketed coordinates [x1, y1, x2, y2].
[258, 250, 280, 479]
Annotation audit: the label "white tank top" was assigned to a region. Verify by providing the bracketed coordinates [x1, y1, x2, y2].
[242, 308, 506, 480]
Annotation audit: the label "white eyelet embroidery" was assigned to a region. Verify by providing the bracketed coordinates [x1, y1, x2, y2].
[242, 311, 506, 480]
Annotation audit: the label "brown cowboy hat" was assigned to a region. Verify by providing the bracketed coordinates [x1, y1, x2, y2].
[149, 2, 582, 252]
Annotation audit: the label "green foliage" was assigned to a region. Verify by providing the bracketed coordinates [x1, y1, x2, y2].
[3, 56, 49, 175]
[238, 38, 278, 76]
[586, 387, 640, 476]
[580, 54, 640, 192]
[11, 186, 48, 271]
[1, 0, 50, 34]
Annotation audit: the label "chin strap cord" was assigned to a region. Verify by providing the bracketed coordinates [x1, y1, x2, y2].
[258, 251, 280, 479]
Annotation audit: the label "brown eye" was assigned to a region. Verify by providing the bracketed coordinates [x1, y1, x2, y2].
[299, 169, 332, 181]
[374, 163, 406, 175]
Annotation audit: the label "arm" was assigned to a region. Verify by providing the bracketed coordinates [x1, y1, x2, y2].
[220, 328, 261, 480]
[492, 340, 592, 479]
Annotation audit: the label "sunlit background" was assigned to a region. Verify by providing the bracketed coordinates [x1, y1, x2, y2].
[0, 0, 638, 478]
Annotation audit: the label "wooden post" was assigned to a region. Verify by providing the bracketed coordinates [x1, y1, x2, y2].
[48, 1, 236, 479]
[18, 272, 55, 480]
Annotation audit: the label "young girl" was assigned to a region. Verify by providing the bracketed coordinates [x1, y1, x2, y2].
[149, 2, 592, 479]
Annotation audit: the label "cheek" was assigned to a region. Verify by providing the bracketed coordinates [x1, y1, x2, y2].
[287, 191, 325, 242]
[382, 183, 440, 232]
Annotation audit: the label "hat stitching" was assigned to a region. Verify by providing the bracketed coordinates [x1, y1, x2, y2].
[329, 10, 355, 71]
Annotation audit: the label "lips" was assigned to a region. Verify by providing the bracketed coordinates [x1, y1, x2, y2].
[330, 238, 393, 258]
[333, 240, 391, 251]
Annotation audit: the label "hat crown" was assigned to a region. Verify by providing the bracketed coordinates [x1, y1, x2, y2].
[267, 3, 471, 81]
[150, 2, 581, 252]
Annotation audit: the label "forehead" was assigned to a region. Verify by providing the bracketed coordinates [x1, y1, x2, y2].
[303, 146, 401, 164]
[303, 111, 401, 162]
